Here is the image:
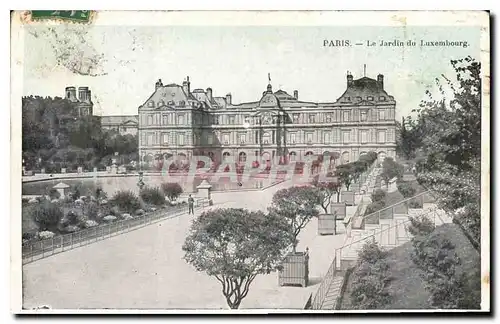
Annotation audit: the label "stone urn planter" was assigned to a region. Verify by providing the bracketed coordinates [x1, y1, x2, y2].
[330, 202, 347, 220]
[340, 191, 355, 206]
[278, 249, 309, 288]
[318, 213, 337, 235]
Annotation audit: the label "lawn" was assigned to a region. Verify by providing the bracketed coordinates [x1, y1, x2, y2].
[340, 223, 481, 310]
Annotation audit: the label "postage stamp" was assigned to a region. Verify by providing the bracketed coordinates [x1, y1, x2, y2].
[10, 10, 490, 314]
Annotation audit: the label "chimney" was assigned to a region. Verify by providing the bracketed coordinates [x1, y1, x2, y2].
[65, 86, 77, 101]
[182, 76, 191, 94]
[226, 93, 232, 105]
[206, 88, 213, 102]
[377, 74, 384, 89]
[155, 79, 163, 91]
[293, 90, 298, 100]
[78, 87, 89, 101]
[347, 72, 354, 87]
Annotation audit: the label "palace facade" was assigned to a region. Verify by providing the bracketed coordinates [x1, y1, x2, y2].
[137, 72, 397, 166]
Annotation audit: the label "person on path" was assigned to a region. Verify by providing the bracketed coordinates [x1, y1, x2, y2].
[188, 194, 194, 214]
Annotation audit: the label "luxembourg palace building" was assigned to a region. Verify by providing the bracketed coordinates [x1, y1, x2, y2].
[137, 72, 397, 166]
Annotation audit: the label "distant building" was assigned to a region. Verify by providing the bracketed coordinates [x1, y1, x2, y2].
[137, 73, 397, 166]
[64, 86, 93, 116]
[101, 115, 139, 136]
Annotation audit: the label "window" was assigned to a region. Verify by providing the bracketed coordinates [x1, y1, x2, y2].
[346, 97, 351, 101]
[309, 114, 316, 124]
[360, 130, 368, 143]
[178, 115, 184, 125]
[290, 133, 296, 144]
[388, 128, 395, 142]
[332, 129, 339, 143]
[223, 134, 230, 144]
[147, 115, 153, 125]
[178, 133, 185, 146]
[342, 130, 351, 143]
[289, 152, 297, 162]
[367, 96, 374, 101]
[292, 114, 300, 123]
[162, 133, 169, 144]
[379, 96, 386, 101]
[325, 113, 332, 123]
[141, 133, 146, 146]
[379, 110, 386, 121]
[263, 132, 270, 144]
[343, 111, 350, 122]
[207, 135, 213, 145]
[324, 132, 330, 143]
[214, 116, 219, 125]
[378, 130, 386, 143]
[240, 133, 246, 144]
[356, 96, 362, 101]
[360, 111, 367, 122]
[306, 132, 313, 144]
[162, 115, 168, 125]
[147, 133, 153, 146]
[229, 115, 235, 125]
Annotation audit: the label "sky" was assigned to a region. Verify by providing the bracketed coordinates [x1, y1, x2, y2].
[22, 24, 481, 119]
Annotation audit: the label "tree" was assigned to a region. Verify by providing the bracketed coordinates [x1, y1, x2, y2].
[397, 180, 417, 198]
[311, 172, 341, 213]
[411, 56, 481, 245]
[161, 182, 183, 201]
[268, 186, 320, 252]
[336, 163, 354, 191]
[380, 157, 404, 188]
[182, 208, 293, 309]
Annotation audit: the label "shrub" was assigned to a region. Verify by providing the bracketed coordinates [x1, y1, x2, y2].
[110, 190, 141, 213]
[161, 182, 183, 201]
[371, 189, 386, 203]
[31, 201, 63, 232]
[69, 184, 82, 201]
[407, 215, 435, 238]
[62, 225, 80, 233]
[48, 188, 61, 200]
[364, 200, 385, 216]
[140, 186, 166, 206]
[397, 181, 416, 198]
[103, 215, 117, 222]
[83, 201, 99, 220]
[409, 199, 423, 209]
[135, 208, 145, 216]
[61, 210, 79, 227]
[122, 213, 134, 220]
[38, 231, 55, 240]
[350, 241, 392, 309]
[84, 220, 99, 228]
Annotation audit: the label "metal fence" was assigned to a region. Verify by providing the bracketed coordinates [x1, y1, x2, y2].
[310, 204, 446, 309]
[22, 198, 209, 265]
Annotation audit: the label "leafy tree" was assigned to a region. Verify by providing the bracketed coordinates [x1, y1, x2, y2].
[350, 241, 392, 309]
[161, 182, 183, 201]
[336, 163, 354, 191]
[268, 186, 320, 252]
[311, 172, 341, 213]
[380, 157, 404, 188]
[411, 56, 481, 245]
[182, 208, 293, 309]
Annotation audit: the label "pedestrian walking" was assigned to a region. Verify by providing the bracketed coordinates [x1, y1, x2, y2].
[188, 194, 194, 215]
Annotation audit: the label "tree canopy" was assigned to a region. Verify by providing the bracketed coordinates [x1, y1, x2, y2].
[182, 208, 293, 309]
[268, 186, 320, 252]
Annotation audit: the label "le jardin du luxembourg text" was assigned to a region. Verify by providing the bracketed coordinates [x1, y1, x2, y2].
[323, 39, 470, 48]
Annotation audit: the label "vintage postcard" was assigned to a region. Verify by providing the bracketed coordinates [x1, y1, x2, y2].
[10, 10, 490, 314]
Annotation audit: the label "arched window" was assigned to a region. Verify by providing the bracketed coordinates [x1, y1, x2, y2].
[238, 152, 247, 162]
[262, 132, 271, 144]
[289, 151, 297, 162]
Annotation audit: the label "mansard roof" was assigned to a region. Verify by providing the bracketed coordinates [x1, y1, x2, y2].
[101, 115, 138, 125]
[335, 76, 395, 105]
